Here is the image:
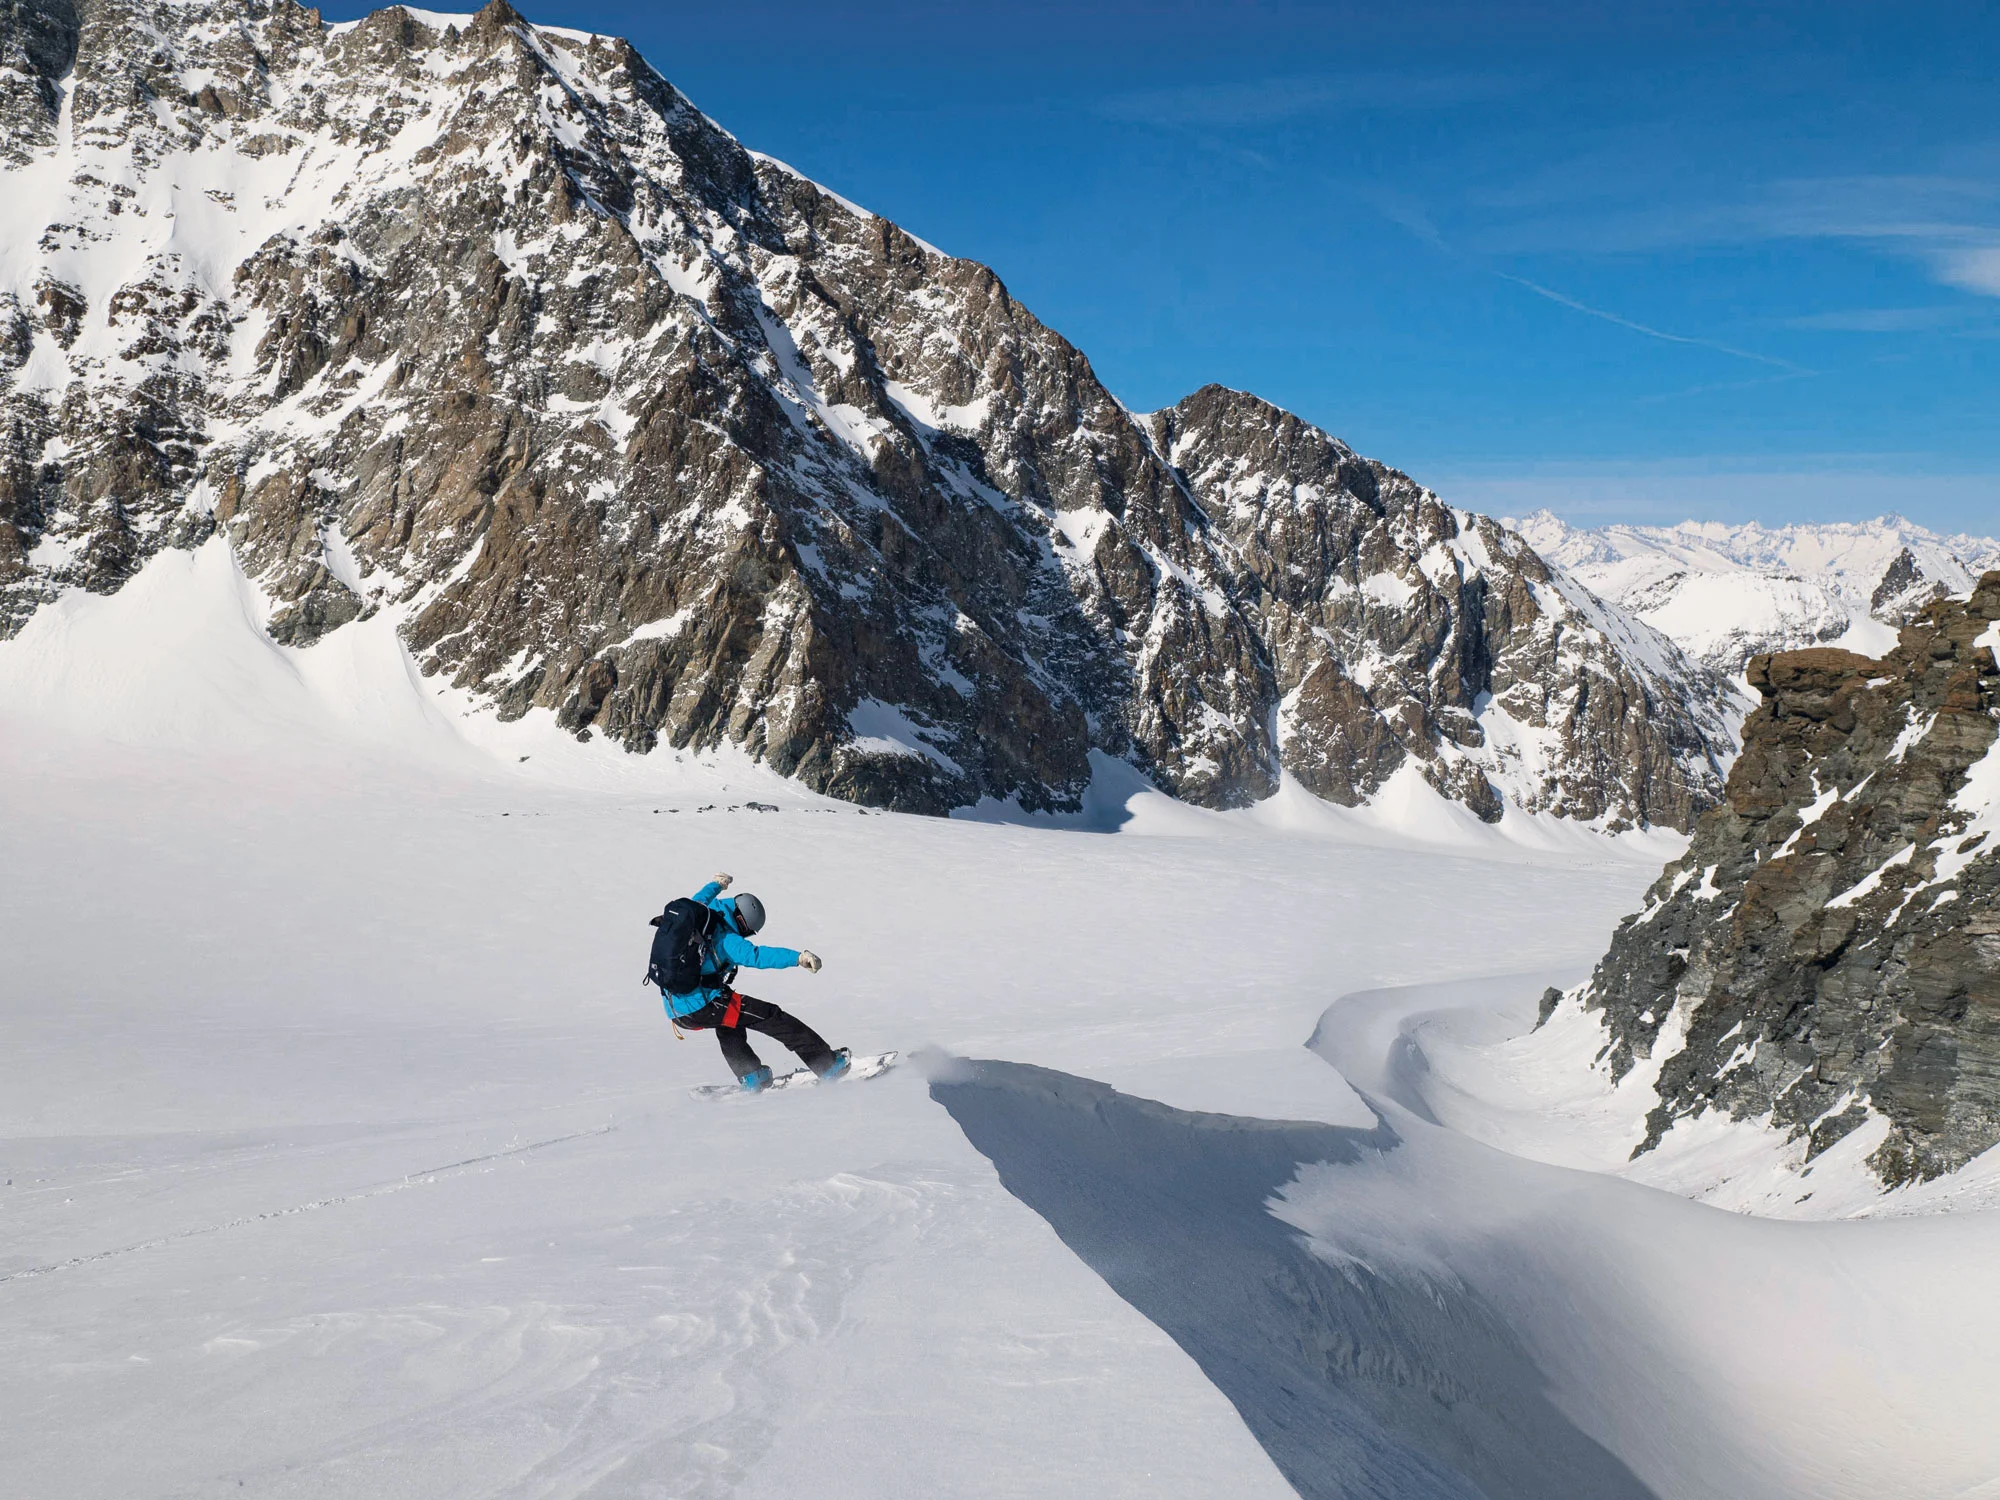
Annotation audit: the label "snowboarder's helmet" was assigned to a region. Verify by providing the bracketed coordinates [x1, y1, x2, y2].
[730, 893, 766, 935]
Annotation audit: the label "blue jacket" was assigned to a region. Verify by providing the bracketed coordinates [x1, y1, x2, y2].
[663, 881, 802, 1018]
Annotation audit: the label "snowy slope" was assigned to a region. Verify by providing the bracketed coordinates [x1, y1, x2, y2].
[0, 672, 1663, 1498]
[5, 541, 1999, 1499]
[1513, 510, 2000, 680]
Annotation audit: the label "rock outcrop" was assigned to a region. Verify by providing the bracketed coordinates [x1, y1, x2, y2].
[0, 0, 1736, 823]
[1552, 574, 2000, 1184]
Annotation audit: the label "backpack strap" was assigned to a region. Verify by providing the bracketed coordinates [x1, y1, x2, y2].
[701, 914, 738, 997]
[720, 991, 743, 1029]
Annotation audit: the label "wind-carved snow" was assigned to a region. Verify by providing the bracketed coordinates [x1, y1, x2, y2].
[1298, 972, 2000, 1496]
[1372, 970, 2000, 1225]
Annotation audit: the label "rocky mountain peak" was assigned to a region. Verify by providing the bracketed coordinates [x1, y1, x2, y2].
[1, 0, 1738, 825]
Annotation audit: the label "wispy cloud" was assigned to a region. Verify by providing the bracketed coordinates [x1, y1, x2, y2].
[1367, 192, 1450, 252]
[1781, 306, 1980, 332]
[1495, 272, 1808, 371]
[1634, 369, 1821, 404]
[1729, 173, 2000, 244]
[1476, 171, 2000, 301]
[1369, 203, 1813, 372]
[1476, 173, 2000, 252]
[1099, 72, 1520, 129]
[1937, 245, 2000, 295]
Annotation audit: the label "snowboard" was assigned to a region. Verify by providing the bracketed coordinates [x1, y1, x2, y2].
[691, 1051, 899, 1100]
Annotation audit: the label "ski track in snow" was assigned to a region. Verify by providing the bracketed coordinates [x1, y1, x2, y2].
[0, 1124, 617, 1284]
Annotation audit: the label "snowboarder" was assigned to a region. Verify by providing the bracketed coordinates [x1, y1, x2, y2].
[650, 873, 848, 1092]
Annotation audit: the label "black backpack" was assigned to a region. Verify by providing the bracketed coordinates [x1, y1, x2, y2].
[645, 897, 722, 994]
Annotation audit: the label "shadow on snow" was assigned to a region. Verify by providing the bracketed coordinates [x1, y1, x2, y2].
[928, 1057, 1655, 1500]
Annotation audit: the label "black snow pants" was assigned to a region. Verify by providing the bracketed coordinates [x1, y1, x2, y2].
[676, 991, 837, 1081]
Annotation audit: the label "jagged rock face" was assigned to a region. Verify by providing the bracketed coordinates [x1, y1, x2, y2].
[0, 0, 1736, 825]
[0, 0, 76, 167]
[1151, 389, 1736, 827]
[1563, 574, 2000, 1185]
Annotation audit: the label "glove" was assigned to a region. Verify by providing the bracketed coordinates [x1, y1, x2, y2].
[712, 872, 732, 890]
[797, 950, 822, 973]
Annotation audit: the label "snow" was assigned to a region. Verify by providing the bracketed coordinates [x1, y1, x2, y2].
[1644, 569, 1852, 663]
[1270, 1054, 2000, 1499]
[1050, 504, 1114, 555]
[339, 7, 477, 32]
[1886, 621, 2000, 903]
[845, 697, 963, 774]
[746, 151, 950, 260]
[1359, 569, 1416, 609]
[318, 522, 367, 594]
[1517, 510, 1999, 611]
[1915, 716, 2000, 897]
[1887, 707, 1938, 762]
[1382, 973, 2000, 1222]
[617, 606, 696, 644]
[1825, 842, 1915, 908]
[1512, 509, 1997, 682]
[750, 292, 899, 464]
[1776, 772, 1841, 855]
[1468, 689, 1564, 811]
[882, 379, 993, 436]
[2, 542, 1996, 1497]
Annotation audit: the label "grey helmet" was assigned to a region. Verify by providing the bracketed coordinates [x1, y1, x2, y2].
[730, 893, 766, 935]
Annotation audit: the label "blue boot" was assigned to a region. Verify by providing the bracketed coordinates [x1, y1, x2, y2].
[819, 1048, 852, 1082]
[740, 1065, 774, 1092]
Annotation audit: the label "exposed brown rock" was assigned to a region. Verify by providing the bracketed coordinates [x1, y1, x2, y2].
[1567, 573, 2000, 1185]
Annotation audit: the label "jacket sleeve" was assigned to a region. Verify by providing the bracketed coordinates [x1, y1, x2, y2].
[692, 881, 723, 904]
[716, 931, 801, 970]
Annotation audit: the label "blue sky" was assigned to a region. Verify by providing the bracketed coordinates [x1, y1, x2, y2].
[348, 2, 2000, 533]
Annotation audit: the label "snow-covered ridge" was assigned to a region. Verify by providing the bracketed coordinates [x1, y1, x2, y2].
[1513, 509, 2000, 682]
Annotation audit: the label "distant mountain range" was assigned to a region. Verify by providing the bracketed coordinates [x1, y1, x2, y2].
[1515, 512, 2000, 683]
